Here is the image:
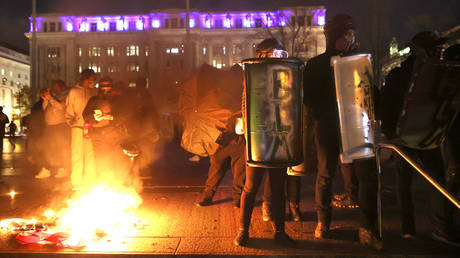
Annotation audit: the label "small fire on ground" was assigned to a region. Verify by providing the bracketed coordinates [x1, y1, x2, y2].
[0, 185, 146, 250]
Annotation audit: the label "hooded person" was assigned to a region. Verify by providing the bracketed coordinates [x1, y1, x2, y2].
[38, 80, 71, 178]
[83, 76, 134, 189]
[303, 14, 382, 250]
[65, 69, 98, 190]
[381, 32, 460, 247]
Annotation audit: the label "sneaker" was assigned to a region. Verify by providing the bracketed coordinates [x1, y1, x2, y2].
[196, 191, 213, 206]
[274, 231, 296, 246]
[432, 229, 460, 247]
[314, 222, 330, 239]
[234, 230, 249, 247]
[55, 168, 68, 178]
[332, 194, 359, 209]
[288, 202, 302, 222]
[262, 202, 272, 222]
[35, 168, 51, 179]
[359, 227, 384, 251]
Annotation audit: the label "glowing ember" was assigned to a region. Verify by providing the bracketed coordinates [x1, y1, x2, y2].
[9, 190, 17, 199]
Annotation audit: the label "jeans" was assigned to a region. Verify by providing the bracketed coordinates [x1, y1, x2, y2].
[239, 166, 287, 232]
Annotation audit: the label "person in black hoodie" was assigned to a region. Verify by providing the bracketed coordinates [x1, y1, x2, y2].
[382, 35, 459, 247]
[303, 14, 382, 249]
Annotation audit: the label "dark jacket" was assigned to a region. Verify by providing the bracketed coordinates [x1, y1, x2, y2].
[303, 49, 341, 125]
[380, 55, 416, 139]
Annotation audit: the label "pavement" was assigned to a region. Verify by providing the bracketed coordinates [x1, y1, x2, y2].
[0, 136, 459, 256]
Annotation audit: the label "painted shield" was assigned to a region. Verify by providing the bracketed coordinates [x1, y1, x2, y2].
[331, 54, 375, 163]
[243, 58, 304, 168]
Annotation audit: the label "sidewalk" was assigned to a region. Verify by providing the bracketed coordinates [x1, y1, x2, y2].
[0, 138, 458, 256]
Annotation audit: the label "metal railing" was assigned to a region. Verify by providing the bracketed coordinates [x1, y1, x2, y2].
[375, 142, 460, 238]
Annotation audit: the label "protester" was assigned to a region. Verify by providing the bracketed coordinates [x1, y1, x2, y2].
[303, 14, 382, 249]
[8, 120, 17, 148]
[41, 79, 70, 178]
[381, 31, 459, 247]
[0, 106, 9, 152]
[65, 69, 98, 189]
[196, 111, 245, 208]
[234, 38, 295, 247]
[83, 76, 135, 188]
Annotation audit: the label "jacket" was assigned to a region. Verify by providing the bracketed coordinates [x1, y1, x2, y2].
[65, 84, 97, 128]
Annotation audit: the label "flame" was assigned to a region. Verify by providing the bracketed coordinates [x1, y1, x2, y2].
[55, 185, 142, 248]
[9, 190, 17, 199]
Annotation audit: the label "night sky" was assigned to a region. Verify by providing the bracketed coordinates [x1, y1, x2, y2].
[0, 0, 458, 54]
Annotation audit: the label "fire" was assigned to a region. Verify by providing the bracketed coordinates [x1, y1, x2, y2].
[0, 184, 144, 250]
[56, 185, 143, 248]
[9, 190, 17, 199]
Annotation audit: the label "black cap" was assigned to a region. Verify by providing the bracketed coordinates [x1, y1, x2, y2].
[324, 14, 355, 46]
[410, 31, 447, 50]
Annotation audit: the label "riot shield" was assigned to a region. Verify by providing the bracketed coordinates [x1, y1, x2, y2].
[331, 54, 375, 163]
[242, 58, 304, 168]
[397, 59, 460, 149]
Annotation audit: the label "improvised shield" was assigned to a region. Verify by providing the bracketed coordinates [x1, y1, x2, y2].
[331, 54, 375, 163]
[397, 59, 460, 149]
[243, 58, 304, 168]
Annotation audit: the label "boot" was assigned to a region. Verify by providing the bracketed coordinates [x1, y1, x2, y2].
[288, 201, 302, 222]
[234, 229, 249, 246]
[196, 191, 214, 206]
[262, 201, 272, 222]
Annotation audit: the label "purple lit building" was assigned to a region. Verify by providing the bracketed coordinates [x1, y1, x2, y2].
[25, 6, 326, 94]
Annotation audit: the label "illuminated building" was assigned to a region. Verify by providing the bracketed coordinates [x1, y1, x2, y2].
[0, 44, 30, 123]
[25, 6, 326, 91]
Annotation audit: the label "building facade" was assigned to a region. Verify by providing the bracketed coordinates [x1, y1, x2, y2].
[26, 6, 326, 93]
[0, 44, 30, 123]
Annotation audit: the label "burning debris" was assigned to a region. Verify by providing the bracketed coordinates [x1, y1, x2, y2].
[0, 185, 146, 250]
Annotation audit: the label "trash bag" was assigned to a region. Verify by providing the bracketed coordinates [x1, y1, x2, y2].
[179, 64, 243, 156]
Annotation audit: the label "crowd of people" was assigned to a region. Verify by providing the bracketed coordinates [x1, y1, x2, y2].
[24, 70, 159, 192]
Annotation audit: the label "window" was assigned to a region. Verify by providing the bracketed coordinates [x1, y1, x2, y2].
[58, 22, 62, 31]
[88, 63, 101, 73]
[126, 45, 139, 56]
[145, 46, 149, 56]
[129, 21, 136, 30]
[78, 47, 82, 57]
[10, 81, 14, 86]
[235, 18, 242, 28]
[2, 78, 5, 85]
[233, 44, 243, 55]
[17, 74, 21, 79]
[255, 18, 262, 28]
[290, 16, 296, 26]
[0, 69, 4, 75]
[202, 46, 207, 55]
[215, 19, 223, 28]
[50, 22, 56, 32]
[25, 75, 28, 80]
[107, 47, 115, 56]
[126, 63, 140, 72]
[171, 18, 178, 28]
[78, 64, 83, 73]
[307, 16, 312, 26]
[88, 47, 101, 57]
[164, 19, 169, 28]
[48, 63, 60, 73]
[128, 82, 136, 88]
[90, 23, 97, 32]
[180, 18, 185, 28]
[47, 47, 60, 58]
[10, 71, 13, 76]
[43, 23, 48, 32]
[108, 64, 118, 73]
[109, 22, 116, 31]
[297, 16, 305, 27]
[213, 45, 223, 56]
